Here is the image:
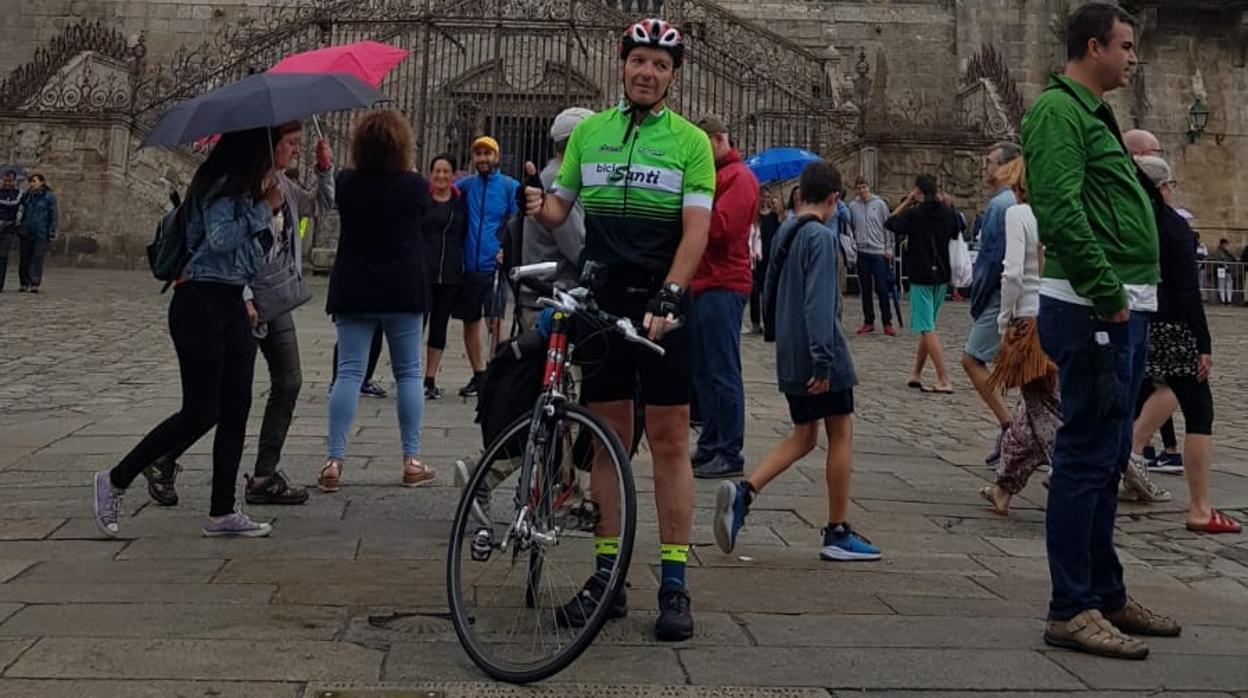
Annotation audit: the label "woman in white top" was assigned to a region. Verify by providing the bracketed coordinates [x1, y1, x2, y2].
[979, 158, 1059, 516]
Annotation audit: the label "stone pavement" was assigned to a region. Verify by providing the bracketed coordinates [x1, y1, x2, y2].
[0, 268, 1246, 698]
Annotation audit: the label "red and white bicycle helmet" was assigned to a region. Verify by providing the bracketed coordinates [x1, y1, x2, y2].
[620, 18, 684, 68]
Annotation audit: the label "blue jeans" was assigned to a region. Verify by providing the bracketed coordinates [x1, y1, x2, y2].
[1038, 297, 1147, 621]
[328, 313, 425, 460]
[691, 290, 746, 467]
[857, 252, 893, 326]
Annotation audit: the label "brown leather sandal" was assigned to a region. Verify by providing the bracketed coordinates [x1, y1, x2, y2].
[402, 458, 435, 488]
[1044, 609, 1149, 660]
[318, 460, 342, 493]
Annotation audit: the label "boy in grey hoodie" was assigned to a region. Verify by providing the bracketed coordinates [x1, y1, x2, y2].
[712, 160, 881, 562]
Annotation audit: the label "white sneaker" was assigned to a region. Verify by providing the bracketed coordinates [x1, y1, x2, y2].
[1122, 453, 1172, 503]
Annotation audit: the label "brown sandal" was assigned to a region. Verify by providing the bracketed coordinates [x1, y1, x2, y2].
[402, 458, 435, 488]
[318, 460, 342, 493]
[1044, 609, 1149, 660]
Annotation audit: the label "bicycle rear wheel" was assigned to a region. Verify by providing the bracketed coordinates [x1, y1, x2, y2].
[448, 403, 635, 684]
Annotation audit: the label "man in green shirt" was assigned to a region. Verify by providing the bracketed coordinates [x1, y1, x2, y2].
[1022, 2, 1180, 660]
[524, 18, 715, 642]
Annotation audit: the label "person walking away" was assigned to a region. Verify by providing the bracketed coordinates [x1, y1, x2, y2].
[0, 170, 20, 292]
[1023, 2, 1180, 660]
[320, 109, 434, 492]
[977, 160, 1057, 516]
[16, 173, 57, 293]
[1123, 129, 1180, 472]
[422, 154, 468, 399]
[1126, 156, 1238, 532]
[964, 143, 1021, 466]
[140, 124, 335, 508]
[1210, 238, 1235, 305]
[454, 136, 519, 397]
[886, 175, 959, 393]
[524, 17, 716, 641]
[848, 177, 895, 335]
[713, 160, 880, 562]
[748, 189, 782, 333]
[517, 108, 591, 331]
[690, 114, 758, 479]
[93, 127, 280, 538]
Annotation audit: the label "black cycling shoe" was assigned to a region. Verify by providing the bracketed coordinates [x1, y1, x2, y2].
[141, 459, 181, 506]
[245, 471, 310, 505]
[655, 583, 694, 641]
[556, 572, 628, 629]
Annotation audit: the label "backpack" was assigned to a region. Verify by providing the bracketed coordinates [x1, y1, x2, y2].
[147, 198, 197, 293]
[763, 214, 822, 343]
[476, 327, 547, 458]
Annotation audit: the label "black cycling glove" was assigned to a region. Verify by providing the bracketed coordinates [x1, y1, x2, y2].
[517, 172, 544, 215]
[646, 285, 683, 321]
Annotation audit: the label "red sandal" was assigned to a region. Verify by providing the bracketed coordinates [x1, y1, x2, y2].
[1186, 508, 1242, 534]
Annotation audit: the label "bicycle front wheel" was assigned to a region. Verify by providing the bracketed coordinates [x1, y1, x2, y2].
[447, 403, 636, 684]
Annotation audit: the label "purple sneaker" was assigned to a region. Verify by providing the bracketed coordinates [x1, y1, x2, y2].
[201, 509, 273, 538]
[93, 470, 124, 538]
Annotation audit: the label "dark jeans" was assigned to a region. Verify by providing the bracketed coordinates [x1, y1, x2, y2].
[1038, 297, 1147, 621]
[333, 325, 383, 385]
[857, 252, 893, 326]
[0, 224, 13, 292]
[110, 282, 257, 517]
[18, 235, 48, 288]
[691, 289, 747, 467]
[255, 311, 301, 477]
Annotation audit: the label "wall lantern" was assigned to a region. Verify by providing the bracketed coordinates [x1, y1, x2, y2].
[1188, 98, 1210, 144]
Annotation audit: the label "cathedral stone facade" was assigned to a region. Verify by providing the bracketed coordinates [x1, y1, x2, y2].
[0, 0, 1243, 267]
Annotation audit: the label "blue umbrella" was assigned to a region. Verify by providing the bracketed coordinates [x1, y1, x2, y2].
[744, 147, 822, 183]
[143, 72, 388, 147]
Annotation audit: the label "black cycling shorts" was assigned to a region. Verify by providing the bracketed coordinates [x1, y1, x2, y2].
[574, 266, 692, 407]
[453, 271, 506, 322]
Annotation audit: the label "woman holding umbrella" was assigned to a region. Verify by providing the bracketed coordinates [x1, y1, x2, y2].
[93, 127, 284, 538]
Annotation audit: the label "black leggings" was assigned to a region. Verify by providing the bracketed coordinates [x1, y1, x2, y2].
[426, 283, 457, 351]
[110, 282, 257, 517]
[333, 326, 382, 384]
[1162, 375, 1214, 436]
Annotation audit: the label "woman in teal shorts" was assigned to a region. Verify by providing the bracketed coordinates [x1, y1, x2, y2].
[885, 175, 961, 393]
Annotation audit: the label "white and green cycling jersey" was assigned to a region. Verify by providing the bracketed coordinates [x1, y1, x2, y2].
[553, 101, 716, 277]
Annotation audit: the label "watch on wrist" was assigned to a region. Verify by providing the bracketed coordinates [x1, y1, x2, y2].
[662, 282, 682, 298]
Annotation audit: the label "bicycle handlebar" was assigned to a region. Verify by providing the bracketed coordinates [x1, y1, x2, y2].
[537, 289, 666, 357]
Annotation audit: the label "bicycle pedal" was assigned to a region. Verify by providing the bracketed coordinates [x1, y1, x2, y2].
[470, 527, 495, 561]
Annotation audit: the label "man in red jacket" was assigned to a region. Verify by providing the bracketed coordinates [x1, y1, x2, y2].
[691, 115, 759, 479]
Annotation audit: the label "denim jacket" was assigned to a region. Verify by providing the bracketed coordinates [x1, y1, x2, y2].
[182, 182, 271, 286]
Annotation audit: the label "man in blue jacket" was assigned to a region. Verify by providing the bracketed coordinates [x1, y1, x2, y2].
[454, 135, 519, 397]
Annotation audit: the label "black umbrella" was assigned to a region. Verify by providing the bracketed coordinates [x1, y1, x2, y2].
[143, 72, 388, 147]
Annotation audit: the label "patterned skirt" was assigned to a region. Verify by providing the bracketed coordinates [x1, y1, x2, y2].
[1146, 320, 1198, 379]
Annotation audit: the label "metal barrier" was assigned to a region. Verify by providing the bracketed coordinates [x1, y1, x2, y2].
[1197, 260, 1247, 306]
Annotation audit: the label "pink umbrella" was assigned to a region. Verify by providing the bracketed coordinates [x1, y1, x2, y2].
[269, 41, 408, 88]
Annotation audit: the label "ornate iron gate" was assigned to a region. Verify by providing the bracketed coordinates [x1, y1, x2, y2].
[132, 0, 848, 172]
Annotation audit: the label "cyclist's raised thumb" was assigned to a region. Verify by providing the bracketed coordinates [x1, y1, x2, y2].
[524, 161, 538, 177]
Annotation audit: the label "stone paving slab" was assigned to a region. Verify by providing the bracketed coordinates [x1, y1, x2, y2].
[0, 582, 277, 605]
[739, 613, 1043, 649]
[5, 638, 384, 682]
[1051, 652, 1248, 692]
[0, 603, 347, 640]
[0, 680, 300, 698]
[679, 647, 1084, 690]
[304, 685, 832, 698]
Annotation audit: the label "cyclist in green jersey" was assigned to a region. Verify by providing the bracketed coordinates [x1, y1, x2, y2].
[523, 17, 715, 642]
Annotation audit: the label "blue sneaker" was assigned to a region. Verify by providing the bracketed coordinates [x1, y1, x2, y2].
[1149, 451, 1184, 475]
[819, 523, 881, 561]
[1142, 445, 1158, 464]
[713, 480, 751, 554]
[360, 382, 387, 399]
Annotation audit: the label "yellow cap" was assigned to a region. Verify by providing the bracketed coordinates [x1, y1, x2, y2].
[471, 136, 500, 154]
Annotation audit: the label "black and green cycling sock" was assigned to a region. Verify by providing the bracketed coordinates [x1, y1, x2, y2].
[594, 536, 619, 578]
[659, 543, 690, 588]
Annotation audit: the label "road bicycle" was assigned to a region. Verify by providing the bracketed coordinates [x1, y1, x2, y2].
[447, 261, 663, 683]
